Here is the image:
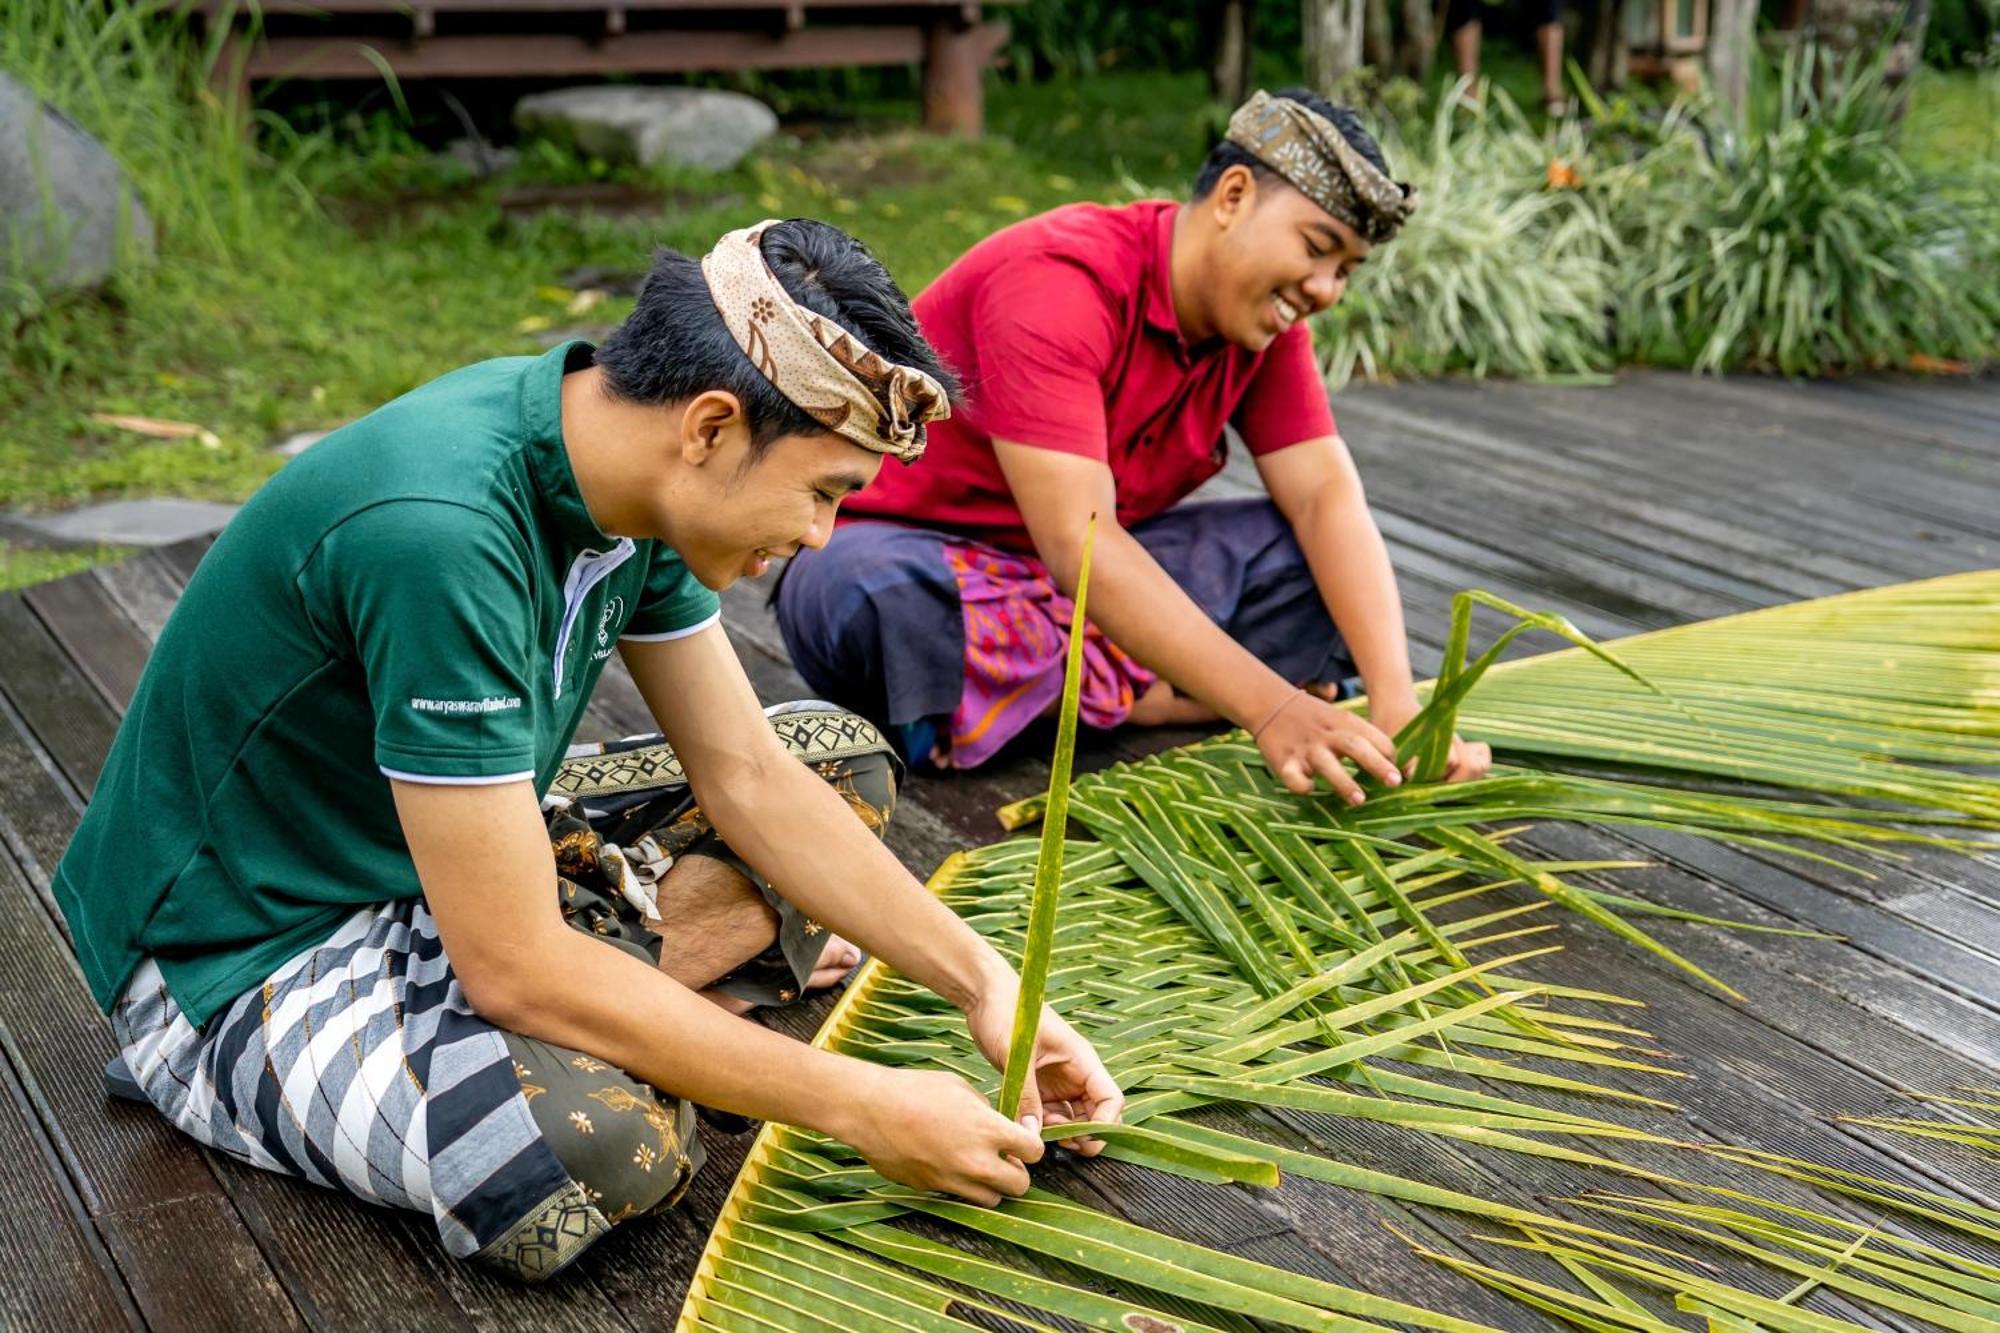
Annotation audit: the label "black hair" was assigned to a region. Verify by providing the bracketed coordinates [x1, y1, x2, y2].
[1191, 87, 1390, 202]
[594, 218, 959, 454]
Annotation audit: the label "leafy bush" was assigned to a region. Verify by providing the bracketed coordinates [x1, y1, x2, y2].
[1603, 48, 2000, 374]
[1314, 86, 1618, 385]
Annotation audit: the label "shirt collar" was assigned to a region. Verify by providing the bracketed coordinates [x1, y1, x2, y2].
[523, 339, 619, 554]
[1140, 203, 1186, 344]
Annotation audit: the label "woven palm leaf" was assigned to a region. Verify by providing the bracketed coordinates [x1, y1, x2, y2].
[679, 572, 2000, 1332]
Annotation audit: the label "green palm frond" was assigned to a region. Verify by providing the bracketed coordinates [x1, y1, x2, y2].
[680, 572, 2000, 1333]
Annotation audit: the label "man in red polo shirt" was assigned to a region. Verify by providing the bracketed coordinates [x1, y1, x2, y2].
[776, 89, 1490, 794]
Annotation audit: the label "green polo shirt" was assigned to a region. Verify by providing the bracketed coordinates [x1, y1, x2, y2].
[54, 341, 720, 1027]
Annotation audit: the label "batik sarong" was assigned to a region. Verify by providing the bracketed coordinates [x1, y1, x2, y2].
[775, 498, 1355, 768]
[107, 702, 896, 1281]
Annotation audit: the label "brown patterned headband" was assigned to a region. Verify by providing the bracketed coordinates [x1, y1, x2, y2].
[700, 221, 949, 463]
[1224, 91, 1418, 244]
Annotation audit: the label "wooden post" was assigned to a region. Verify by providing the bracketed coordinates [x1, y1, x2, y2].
[1209, 0, 1256, 106]
[1398, 0, 1439, 81]
[1365, 0, 1396, 69]
[921, 19, 1007, 136]
[1707, 0, 1755, 121]
[1303, 0, 1366, 91]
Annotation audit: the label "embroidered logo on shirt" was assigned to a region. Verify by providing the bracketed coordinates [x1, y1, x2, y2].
[591, 596, 626, 662]
[409, 696, 524, 716]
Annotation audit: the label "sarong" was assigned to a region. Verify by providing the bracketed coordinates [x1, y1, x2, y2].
[776, 498, 1354, 768]
[107, 702, 896, 1281]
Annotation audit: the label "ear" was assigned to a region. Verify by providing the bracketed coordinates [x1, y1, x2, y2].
[678, 390, 751, 467]
[1207, 163, 1260, 230]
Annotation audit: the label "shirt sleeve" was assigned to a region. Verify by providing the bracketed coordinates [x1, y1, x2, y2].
[622, 541, 722, 641]
[1233, 323, 1338, 456]
[301, 501, 539, 784]
[962, 257, 1120, 461]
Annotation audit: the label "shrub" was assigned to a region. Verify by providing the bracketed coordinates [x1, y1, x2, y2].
[1603, 48, 2000, 374]
[1314, 85, 1619, 385]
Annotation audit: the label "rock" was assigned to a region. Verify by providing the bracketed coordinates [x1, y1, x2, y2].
[3, 499, 238, 549]
[0, 73, 155, 298]
[438, 136, 520, 178]
[514, 86, 777, 172]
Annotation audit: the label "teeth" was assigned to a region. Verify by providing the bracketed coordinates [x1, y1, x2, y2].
[1274, 295, 1299, 326]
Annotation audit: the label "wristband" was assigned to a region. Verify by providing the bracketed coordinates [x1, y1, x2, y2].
[1250, 687, 1306, 741]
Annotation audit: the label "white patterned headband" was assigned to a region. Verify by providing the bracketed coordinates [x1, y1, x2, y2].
[1223, 91, 1418, 244]
[700, 221, 949, 464]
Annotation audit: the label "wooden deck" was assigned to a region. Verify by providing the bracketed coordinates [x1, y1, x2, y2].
[3, 370, 1996, 1330]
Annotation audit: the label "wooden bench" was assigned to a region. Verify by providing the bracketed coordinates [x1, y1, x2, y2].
[199, 0, 1015, 135]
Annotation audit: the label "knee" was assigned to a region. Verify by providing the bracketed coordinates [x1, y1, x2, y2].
[837, 747, 900, 837]
[505, 1036, 702, 1229]
[543, 1082, 700, 1225]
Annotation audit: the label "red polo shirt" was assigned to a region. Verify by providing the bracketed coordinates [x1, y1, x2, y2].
[843, 199, 1336, 552]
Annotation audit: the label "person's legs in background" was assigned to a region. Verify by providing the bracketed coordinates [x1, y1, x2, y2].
[1447, 0, 1484, 94]
[1537, 0, 1570, 114]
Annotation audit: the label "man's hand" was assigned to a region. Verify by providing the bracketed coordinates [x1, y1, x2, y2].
[1254, 689, 1405, 801]
[964, 979, 1123, 1156]
[1366, 692, 1493, 784]
[832, 1067, 1045, 1206]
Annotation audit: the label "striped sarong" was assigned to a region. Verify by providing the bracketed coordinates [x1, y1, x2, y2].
[111, 898, 612, 1270]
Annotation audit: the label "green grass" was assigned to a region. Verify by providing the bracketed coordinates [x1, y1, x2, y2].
[0, 539, 130, 589]
[0, 70, 1212, 539]
[1902, 63, 2000, 177]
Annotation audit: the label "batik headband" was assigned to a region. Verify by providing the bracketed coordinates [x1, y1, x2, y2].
[1223, 91, 1418, 244]
[700, 221, 949, 463]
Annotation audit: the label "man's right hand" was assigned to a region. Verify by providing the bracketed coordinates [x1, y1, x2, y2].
[1253, 689, 1403, 802]
[833, 1066, 1045, 1206]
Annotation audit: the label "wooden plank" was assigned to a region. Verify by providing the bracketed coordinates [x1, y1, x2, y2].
[0, 1026, 140, 1332]
[242, 26, 929, 80]
[92, 551, 189, 645]
[155, 536, 215, 587]
[0, 593, 116, 805]
[23, 574, 152, 716]
[1349, 380, 1996, 575]
[0, 850, 310, 1329]
[202, 0, 1006, 12]
[1336, 394, 1899, 597]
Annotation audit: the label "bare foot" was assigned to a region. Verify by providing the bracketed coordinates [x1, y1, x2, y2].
[1128, 679, 1220, 727]
[806, 935, 863, 991]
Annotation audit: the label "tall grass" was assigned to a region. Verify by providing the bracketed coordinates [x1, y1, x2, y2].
[1, 1, 307, 275]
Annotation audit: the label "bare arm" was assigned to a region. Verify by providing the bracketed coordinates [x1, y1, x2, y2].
[619, 623, 1122, 1143]
[994, 438, 1404, 799]
[1257, 436, 1415, 707]
[393, 773, 1048, 1203]
[1258, 436, 1490, 782]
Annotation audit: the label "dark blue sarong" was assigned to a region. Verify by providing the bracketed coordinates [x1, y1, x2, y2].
[774, 498, 1354, 767]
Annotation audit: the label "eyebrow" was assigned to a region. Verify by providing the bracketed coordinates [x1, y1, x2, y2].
[1306, 220, 1367, 264]
[819, 471, 872, 496]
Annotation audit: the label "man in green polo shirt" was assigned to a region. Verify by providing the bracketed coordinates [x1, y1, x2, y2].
[57, 218, 1120, 1280]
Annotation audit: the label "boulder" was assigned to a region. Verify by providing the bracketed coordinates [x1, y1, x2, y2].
[514, 86, 778, 172]
[0, 73, 155, 298]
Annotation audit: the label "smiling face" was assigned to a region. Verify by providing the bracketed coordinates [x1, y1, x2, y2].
[1191, 164, 1371, 352]
[650, 389, 885, 590]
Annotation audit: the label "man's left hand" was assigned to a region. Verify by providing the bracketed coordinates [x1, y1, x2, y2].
[965, 978, 1123, 1156]
[1366, 692, 1493, 785]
